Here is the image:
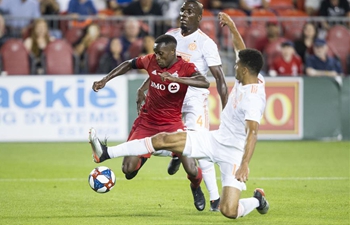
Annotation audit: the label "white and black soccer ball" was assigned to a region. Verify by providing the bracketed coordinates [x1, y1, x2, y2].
[88, 166, 116, 193]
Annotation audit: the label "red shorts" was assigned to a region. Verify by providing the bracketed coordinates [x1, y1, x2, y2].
[127, 116, 184, 158]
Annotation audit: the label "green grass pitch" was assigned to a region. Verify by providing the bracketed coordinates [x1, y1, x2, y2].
[0, 141, 349, 225]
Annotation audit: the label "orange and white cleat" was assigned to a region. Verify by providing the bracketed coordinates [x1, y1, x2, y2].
[88, 128, 109, 163]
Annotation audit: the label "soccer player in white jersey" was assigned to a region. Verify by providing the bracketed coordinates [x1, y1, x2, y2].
[89, 12, 269, 220]
[136, 0, 227, 212]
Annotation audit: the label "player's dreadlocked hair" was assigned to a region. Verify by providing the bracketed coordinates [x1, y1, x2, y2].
[238, 49, 264, 76]
[155, 34, 177, 46]
[185, 0, 203, 16]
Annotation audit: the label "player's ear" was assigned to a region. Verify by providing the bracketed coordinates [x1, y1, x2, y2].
[243, 66, 249, 75]
[197, 14, 202, 23]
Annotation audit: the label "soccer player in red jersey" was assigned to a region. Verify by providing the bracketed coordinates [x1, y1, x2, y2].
[91, 34, 209, 211]
[136, 0, 227, 211]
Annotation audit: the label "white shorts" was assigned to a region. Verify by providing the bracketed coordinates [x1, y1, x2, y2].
[183, 130, 247, 190]
[181, 94, 209, 130]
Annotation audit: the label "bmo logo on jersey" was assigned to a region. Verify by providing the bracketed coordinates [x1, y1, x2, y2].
[168, 83, 180, 93]
[150, 81, 180, 93]
[151, 81, 166, 90]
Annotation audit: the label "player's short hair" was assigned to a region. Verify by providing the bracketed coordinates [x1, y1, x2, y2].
[238, 49, 264, 76]
[185, 0, 203, 16]
[155, 34, 177, 47]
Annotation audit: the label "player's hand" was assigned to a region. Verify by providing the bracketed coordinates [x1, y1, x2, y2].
[235, 163, 250, 183]
[218, 12, 235, 28]
[159, 72, 174, 82]
[92, 79, 106, 92]
[136, 89, 146, 115]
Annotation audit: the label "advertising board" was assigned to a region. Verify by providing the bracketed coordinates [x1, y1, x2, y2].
[0, 76, 128, 142]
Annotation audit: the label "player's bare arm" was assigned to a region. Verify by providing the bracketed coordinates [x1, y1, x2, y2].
[92, 60, 133, 92]
[159, 71, 209, 88]
[235, 120, 259, 183]
[209, 65, 228, 108]
[218, 12, 246, 56]
[136, 77, 150, 114]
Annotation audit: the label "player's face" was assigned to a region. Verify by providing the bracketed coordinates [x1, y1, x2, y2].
[179, 2, 201, 31]
[234, 60, 244, 82]
[153, 43, 175, 68]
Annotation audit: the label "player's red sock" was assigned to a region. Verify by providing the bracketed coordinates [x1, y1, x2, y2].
[188, 167, 202, 189]
[172, 152, 180, 158]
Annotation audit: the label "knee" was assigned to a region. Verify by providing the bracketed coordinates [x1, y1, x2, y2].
[122, 164, 133, 174]
[122, 160, 136, 174]
[220, 205, 239, 219]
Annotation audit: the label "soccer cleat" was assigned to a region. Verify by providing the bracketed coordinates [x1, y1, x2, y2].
[89, 128, 110, 163]
[253, 188, 269, 214]
[167, 156, 181, 175]
[210, 198, 220, 212]
[190, 185, 206, 211]
[125, 157, 148, 180]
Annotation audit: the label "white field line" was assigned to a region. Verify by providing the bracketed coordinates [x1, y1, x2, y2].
[0, 177, 348, 182]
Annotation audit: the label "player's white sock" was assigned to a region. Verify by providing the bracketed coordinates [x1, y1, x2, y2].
[107, 137, 155, 158]
[198, 159, 220, 201]
[237, 198, 259, 217]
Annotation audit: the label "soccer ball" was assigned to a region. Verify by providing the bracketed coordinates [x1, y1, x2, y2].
[88, 166, 116, 193]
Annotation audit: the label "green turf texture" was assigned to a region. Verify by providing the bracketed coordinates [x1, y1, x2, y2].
[0, 141, 349, 225]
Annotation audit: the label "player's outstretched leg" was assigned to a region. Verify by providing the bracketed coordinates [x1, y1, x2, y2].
[167, 153, 181, 175]
[253, 188, 269, 214]
[89, 128, 110, 163]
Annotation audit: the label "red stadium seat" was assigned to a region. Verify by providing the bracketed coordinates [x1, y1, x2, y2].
[326, 44, 336, 58]
[127, 38, 144, 58]
[326, 25, 350, 74]
[85, 37, 109, 73]
[221, 9, 248, 49]
[98, 20, 124, 38]
[0, 39, 33, 75]
[64, 26, 84, 45]
[99, 23, 112, 38]
[251, 9, 277, 27]
[43, 40, 78, 74]
[296, 0, 305, 12]
[199, 9, 218, 45]
[243, 25, 268, 49]
[264, 38, 288, 68]
[270, 0, 295, 11]
[278, 9, 308, 41]
[59, 12, 69, 36]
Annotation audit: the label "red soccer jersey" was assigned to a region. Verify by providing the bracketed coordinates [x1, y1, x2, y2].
[271, 54, 303, 76]
[135, 54, 197, 125]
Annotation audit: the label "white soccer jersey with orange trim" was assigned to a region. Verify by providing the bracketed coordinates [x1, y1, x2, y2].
[166, 28, 222, 99]
[213, 74, 266, 150]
